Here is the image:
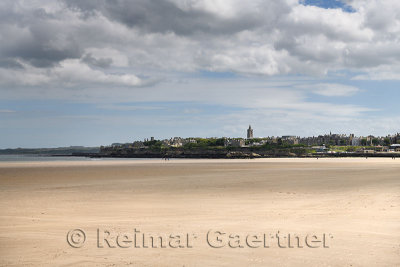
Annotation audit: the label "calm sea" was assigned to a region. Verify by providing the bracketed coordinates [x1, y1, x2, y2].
[0, 155, 163, 162]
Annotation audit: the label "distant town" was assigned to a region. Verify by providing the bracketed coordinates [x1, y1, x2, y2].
[100, 125, 400, 158]
[3, 126, 399, 158]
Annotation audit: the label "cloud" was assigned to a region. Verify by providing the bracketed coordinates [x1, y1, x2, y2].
[98, 104, 165, 111]
[81, 53, 113, 69]
[0, 10, 82, 68]
[65, 0, 269, 36]
[2, 0, 400, 148]
[0, 58, 24, 69]
[0, 0, 399, 82]
[352, 65, 400, 80]
[0, 109, 16, 113]
[310, 83, 360, 96]
[0, 59, 145, 87]
[183, 108, 202, 114]
[53, 59, 143, 87]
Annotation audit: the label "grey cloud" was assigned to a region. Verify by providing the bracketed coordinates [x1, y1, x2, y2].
[344, 44, 400, 68]
[0, 0, 400, 82]
[65, 0, 265, 36]
[6, 40, 82, 68]
[0, 5, 82, 68]
[274, 36, 340, 63]
[81, 53, 113, 68]
[0, 58, 24, 69]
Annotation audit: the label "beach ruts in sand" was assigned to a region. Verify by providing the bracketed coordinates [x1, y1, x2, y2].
[0, 158, 399, 266]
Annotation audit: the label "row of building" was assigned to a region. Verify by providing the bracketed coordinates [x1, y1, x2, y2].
[108, 133, 400, 150]
[281, 133, 400, 147]
[105, 126, 400, 150]
[246, 126, 400, 146]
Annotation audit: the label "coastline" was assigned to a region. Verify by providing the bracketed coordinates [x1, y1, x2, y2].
[71, 151, 400, 159]
[0, 156, 399, 167]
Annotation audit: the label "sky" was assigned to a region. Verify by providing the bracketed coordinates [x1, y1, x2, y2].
[0, 0, 400, 148]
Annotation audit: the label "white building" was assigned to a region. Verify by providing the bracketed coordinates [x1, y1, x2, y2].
[351, 137, 361, 146]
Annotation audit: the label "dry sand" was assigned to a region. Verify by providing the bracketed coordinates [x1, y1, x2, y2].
[0, 158, 399, 266]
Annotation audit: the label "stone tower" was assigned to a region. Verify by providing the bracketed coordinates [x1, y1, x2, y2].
[247, 125, 253, 139]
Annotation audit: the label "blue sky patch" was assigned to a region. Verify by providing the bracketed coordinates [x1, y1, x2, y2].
[300, 0, 355, 12]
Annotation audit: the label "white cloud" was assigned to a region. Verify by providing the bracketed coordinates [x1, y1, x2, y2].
[0, 109, 16, 113]
[310, 83, 361, 96]
[0, 0, 399, 146]
[352, 65, 400, 80]
[1, 0, 400, 82]
[54, 59, 143, 87]
[0, 59, 145, 87]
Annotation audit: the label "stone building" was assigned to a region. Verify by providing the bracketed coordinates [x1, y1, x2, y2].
[247, 125, 253, 139]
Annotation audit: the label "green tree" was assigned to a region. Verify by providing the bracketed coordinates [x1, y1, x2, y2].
[384, 138, 391, 146]
[277, 138, 283, 146]
[361, 138, 367, 146]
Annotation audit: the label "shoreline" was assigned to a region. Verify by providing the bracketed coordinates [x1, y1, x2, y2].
[0, 157, 399, 168]
[71, 151, 400, 159]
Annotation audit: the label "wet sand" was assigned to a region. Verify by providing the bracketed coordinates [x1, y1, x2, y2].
[0, 158, 399, 266]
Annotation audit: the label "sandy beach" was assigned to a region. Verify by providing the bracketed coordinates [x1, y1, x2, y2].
[0, 158, 399, 266]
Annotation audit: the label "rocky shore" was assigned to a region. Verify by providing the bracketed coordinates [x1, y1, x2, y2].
[70, 148, 399, 159]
